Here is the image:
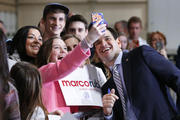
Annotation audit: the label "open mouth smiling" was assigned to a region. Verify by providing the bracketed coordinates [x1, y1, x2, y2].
[58, 56, 64, 60]
[102, 47, 111, 53]
[31, 45, 40, 50]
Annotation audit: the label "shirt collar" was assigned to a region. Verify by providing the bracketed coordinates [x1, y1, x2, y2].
[109, 51, 123, 70]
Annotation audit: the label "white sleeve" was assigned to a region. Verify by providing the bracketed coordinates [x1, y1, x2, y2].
[30, 106, 45, 120]
[96, 67, 107, 87]
[104, 111, 113, 120]
[48, 115, 61, 120]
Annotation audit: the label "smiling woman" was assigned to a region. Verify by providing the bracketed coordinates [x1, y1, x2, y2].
[26, 28, 43, 57]
[8, 26, 43, 65]
[36, 37, 68, 67]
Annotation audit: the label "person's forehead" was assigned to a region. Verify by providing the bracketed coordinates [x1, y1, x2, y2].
[47, 12, 65, 18]
[130, 22, 141, 27]
[28, 28, 39, 34]
[97, 30, 114, 41]
[69, 21, 85, 28]
[153, 33, 161, 37]
[119, 35, 127, 39]
[116, 23, 123, 27]
[53, 38, 63, 43]
[66, 37, 79, 42]
[52, 40, 66, 47]
[152, 33, 164, 39]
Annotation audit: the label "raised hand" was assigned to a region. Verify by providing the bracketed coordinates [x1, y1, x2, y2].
[85, 20, 106, 47]
[102, 89, 119, 116]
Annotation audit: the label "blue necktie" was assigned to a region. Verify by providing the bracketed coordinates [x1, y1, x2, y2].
[113, 65, 126, 119]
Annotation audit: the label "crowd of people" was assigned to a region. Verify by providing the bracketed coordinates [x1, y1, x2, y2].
[0, 2, 180, 120]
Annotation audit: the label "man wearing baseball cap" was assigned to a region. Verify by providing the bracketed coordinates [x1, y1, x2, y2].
[42, 3, 69, 41]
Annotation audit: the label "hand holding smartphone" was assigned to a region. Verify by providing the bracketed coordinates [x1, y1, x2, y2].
[91, 12, 105, 25]
[85, 12, 107, 47]
[156, 41, 163, 51]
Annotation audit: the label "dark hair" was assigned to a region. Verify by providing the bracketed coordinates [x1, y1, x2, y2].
[43, 3, 69, 20]
[9, 26, 42, 63]
[0, 29, 9, 92]
[93, 27, 118, 51]
[36, 37, 59, 68]
[37, 22, 41, 28]
[107, 27, 118, 40]
[0, 20, 4, 24]
[127, 16, 142, 29]
[0, 29, 10, 119]
[10, 62, 48, 120]
[65, 14, 88, 31]
[117, 32, 127, 37]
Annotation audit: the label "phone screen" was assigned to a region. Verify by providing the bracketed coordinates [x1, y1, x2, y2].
[91, 12, 104, 25]
[156, 41, 163, 51]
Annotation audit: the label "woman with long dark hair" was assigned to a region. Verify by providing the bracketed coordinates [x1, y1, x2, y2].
[8, 26, 42, 65]
[0, 29, 21, 120]
[10, 62, 49, 120]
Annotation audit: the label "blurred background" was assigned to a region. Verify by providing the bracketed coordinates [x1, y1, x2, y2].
[0, 0, 180, 56]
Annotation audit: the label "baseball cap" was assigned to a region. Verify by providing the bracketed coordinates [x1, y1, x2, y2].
[43, 3, 69, 19]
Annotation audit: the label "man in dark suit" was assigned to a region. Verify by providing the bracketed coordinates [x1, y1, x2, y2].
[93, 27, 180, 120]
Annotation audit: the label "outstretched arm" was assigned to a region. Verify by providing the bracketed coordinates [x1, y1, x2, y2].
[141, 45, 180, 109]
[40, 20, 106, 83]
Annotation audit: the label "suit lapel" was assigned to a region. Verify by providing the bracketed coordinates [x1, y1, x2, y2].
[122, 53, 132, 99]
[122, 52, 141, 119]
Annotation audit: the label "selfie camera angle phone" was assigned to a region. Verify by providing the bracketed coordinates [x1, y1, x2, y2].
[156, 41, 163, 51]
[91, 12, 105, 25]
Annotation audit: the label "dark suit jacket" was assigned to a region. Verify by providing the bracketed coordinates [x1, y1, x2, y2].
[101, 45, 180, 120]
[176, 45, 180, 69]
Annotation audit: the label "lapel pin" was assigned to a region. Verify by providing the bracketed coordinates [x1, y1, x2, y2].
[126, 58, 128, 62]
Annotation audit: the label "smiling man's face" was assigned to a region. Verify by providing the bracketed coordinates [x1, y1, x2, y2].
[44, 12, 66, 37]
[94, 29, 121, 65]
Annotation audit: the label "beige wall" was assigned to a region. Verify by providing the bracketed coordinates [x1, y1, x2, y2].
[0, 0, 16, 35]
[0, 0, 147, 38]
[17, 0, 147, 38]
[0, 0, 16, 12]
